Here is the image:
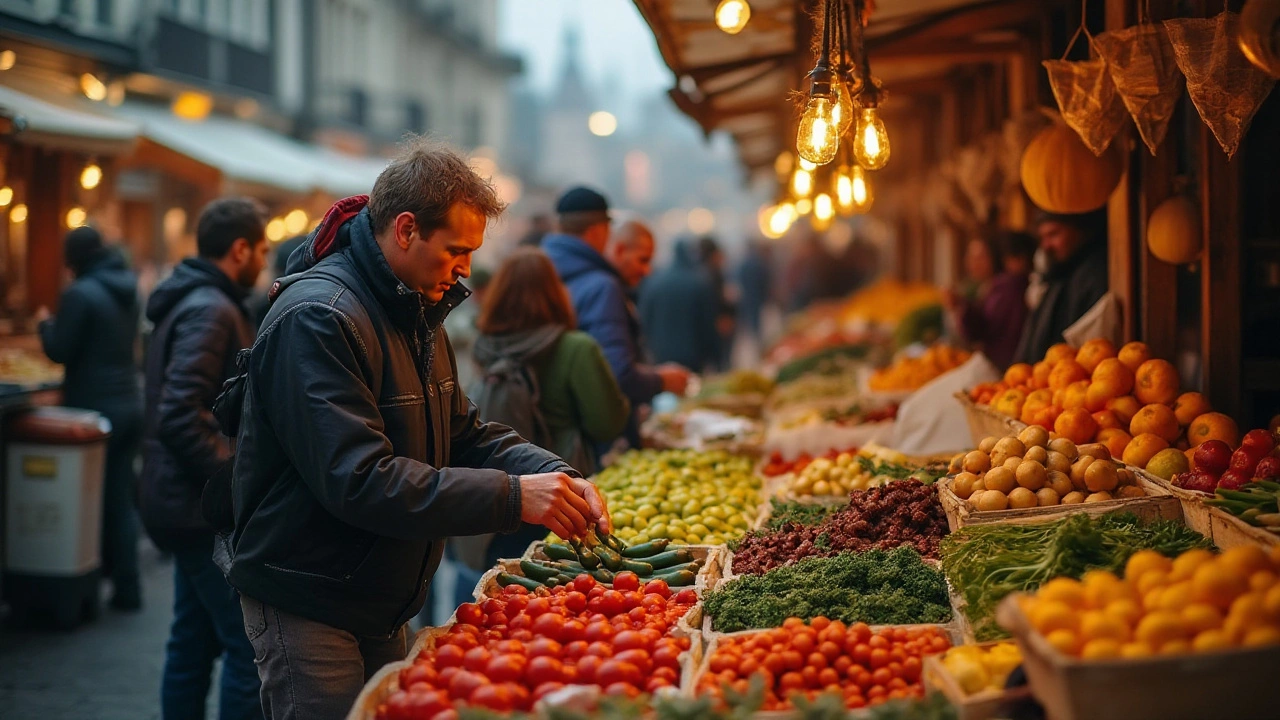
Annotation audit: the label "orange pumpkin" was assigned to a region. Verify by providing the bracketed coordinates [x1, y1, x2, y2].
[1147, 196, 1201, 265]
[1020, 123, 1125, 213]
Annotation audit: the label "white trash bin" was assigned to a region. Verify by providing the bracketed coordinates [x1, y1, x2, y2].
[4, 407, 111, 629]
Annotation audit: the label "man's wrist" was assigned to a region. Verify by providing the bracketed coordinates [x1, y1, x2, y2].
[503, 474, 523, 533]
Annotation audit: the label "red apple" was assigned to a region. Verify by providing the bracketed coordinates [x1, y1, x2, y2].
[1176, 471, 1219, 494]
[1229, 448, 1264, 476]
[1217, 470, 1252, 490]
[1254, 455, 1280, 480]
[1242, 428, 1276, 455]
[1194, 440, 1232, 476]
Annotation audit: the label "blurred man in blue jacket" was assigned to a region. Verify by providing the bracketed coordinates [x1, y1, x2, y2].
[542, 187, 689, 450]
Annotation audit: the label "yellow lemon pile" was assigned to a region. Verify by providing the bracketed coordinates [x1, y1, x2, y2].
[869, 345, 971, 392]
[1021, 545, 1280, 659]
[941, 642, 1023, 695]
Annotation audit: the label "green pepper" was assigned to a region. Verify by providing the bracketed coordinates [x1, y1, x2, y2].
[1217, 489, 1275, 505]
[1205, 498, 1268, 516]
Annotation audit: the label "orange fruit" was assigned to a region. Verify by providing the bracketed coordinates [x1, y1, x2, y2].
[1081, 638, 1123, 659]
[1031, 360, 1054, 389]
[1091, 358, 1135, 396]
[1085, 383, 1116, 413]
[1122, 433, 1170, 469]
[1049, 359, 1090, 392]
[1097, 428, 1133, 459]
[1055, 408, 1100, 445]
[1027, 403, 1063, 430]
[1045, 629, 1082, 656]
[1021, 389, 1054, 425]
[1130, 404, 1181, 443]
[992, 388, 1028, 420]
[1135, 611, 1189, 647]
[1045, 343, 1078, 365]
[1187, 412, 1240, 448]
[1192, 629, 1233, 653]
[1134, 359, 1180, 405]
[1118, 341, 1151, 372]
[1192, 563, 1249, 611]
[1004, 363, 1034, 388]
[1093, 410, 1124, 431]
[1220, 546, 1272, 579]
[1106, 395, 1143, 426]
[1061, 380, 1091, 411]
[1076, 338, 1118, 374]
[1173, 392, 1212, 427]
[1126, 550, 1173, 582]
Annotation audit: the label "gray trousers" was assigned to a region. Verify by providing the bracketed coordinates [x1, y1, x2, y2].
[240, 595, 408, 720]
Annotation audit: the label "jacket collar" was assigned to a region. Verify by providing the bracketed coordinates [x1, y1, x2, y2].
[541, 233, 622, 283]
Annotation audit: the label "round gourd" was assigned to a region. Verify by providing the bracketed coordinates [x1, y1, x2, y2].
[1020, 123, 1124, 213]
[1146, 196, 1201, 264]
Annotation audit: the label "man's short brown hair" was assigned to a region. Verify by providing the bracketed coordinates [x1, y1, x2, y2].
[368, 136, 506, 235]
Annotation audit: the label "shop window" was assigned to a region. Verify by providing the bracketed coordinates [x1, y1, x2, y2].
[405, 100, 428, 134]
[348, 87, 368, 128]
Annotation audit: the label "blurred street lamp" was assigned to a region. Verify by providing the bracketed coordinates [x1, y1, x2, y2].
[65, 206, 87, 228]
[265, 218, 287, 242]
[80, 163, 103, 190]
[715, 0, 751, 34]
[80, 73, 107, 101]
[172, 91, 213, 121]
[588, 111, 617, 137]
[284, 209, 308, 235]
[0, 186, 12, 207]
[9, 203, 27, 223]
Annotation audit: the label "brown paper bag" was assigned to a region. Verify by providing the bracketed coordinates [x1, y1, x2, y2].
[1164, 11, 1277, 158]
[1095, 22, 1184, 155]
[1043, 25, 1130, 156]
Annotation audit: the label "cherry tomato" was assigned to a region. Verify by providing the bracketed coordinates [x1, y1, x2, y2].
[509, 629, 533, 642]
[614, 648, 653, 675]
[832, 656, 853, 677]
[435, 644, 465, 669]
[532, 681, 565, 702]
[572, 574, 597, 594]
[526, 597, 551, 617]
[400, 662, 438, 688]
[763, 653, 786, 676]
[455, 603, 483, 626]
[462, 646, 491, 673]
[563, 640, 588, 659]
[780, 650, 803, 672]
[653, 666, 678, 684]
[800, 666, 820, 688]
[531, 612, 565, 641]
[596, 659, 642, 687]
[653, 644, 683, 670]
[558, 618, 586, 643]
[673, 589, 697, 605]
[585, 641, 613, 658]
[488, 654, 528, 683]
[868, 635, 890, 651]
[604, 681, 641, 699]
[526, 655, 565, 686]
[447, 670, 488, 701]
[818, 641, 842, 662]
[584, 621, 614, 643]
[869, 649, 889, 669]
[484, 611, 509, 628]
[405, 689, 450, 717]
[524, 638, 561, 659]
[612, 571, 641, 593]
[599, 590, 626, 617]
[469, 683, 513, 712]
[576, 654, 603, 684]
[818, 668, 840, 687]
[382, 692, 414, 720]
[810, 616, 831, 632]
[588, 584, 607, 600]
[642, 579, 671, 598]
[779, 671, 805, 693]
[646, 676, 672, 693]
[480, 598, 506, 615]
[902, 656, 922, 682]
[627, 607, 647, 624]
[508, 614, 532, 631]
[562, 591, 587, 614]
[872, 668, 893, 686]
[791, 632, 816, 655]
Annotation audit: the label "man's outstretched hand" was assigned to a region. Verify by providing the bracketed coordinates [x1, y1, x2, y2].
[519, 472, 612, 540]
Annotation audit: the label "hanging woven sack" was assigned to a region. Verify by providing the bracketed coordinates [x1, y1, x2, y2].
[1095, 3, 1184, 155]
[1043, 1, 1130, 156]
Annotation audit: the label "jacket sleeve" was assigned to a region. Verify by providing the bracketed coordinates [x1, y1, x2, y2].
[255, 303, 525, 540]
[38, 285, 90, 364]
[155, 299, 234, 482]
[446, 336, 582, 479]
[566, 335, 631, 443]
[578, 279, 664, 405]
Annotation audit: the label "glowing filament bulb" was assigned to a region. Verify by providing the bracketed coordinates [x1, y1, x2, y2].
[832, 81, 855, 136]
[796, 198, 813, 216]
[811, 193, 834, 231]
[851, 165, 873, 213]
[796, 96, 839, 165]
[854, 107, 891, 170]
[80, 164, 102, 190]
[835, 165, 855, 214]
[791, 168, 813, 198]
[715, 0, 750, 34]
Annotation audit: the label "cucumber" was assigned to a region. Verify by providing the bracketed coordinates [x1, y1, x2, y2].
[602, 533, 628, 554]
[543, 543, 578, 561]
[620, 539, 670, 558]
[591, 567, 616, 583]
[650, 569, 697, 587]
[643, 549, 693, 569]
[592, 545, 624, 571]
[519, 560, 563, 582]
[618, 559, 654, 575]
[569, 539, 600, 569]
[654, 560, 702, 575]
[497, 573, 543, 591]
[555, 573, 578, 585]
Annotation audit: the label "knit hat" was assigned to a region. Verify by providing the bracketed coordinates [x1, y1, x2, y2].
[64, 226, 106, 276]
[555, 186, 610, 215]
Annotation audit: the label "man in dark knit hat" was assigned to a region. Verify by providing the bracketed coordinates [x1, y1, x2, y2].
[37, 226, 144, 610]
[541, 186, 690, 451]
[1013, 208, 1110, 364]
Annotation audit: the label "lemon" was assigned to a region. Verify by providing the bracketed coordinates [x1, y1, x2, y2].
[1081, 610, 1131, 643]
[1156, 582, 1194, 613]
[1159, 639, 1191, 655]
[1104, 598, 1143, 627]
[1220, 545, 1272, 579]
[1045, 628, 1081, 656]
[1083, 570, 1134, 608]
[1137, 570, 1170, 597]
[1192, 629, 1233, 653]
[1031, 600, 1078, 634]
[1170, 549, 1216, 582]
[1265, 585, 1280, 622]
[1038, 577, 1087, 608]
[1250, 570, 1278, 593]
[1181, 603, 1224, 634]
[1242, 625, 1280, 648]
[1125, 550, 1173, 583]
[1120, 641, 1154, 658]
[1135, 611, 1187, 647]
[1227, 591, 1269, 630]
[1080, 638, 1122, 660]
[1193, 562, 1249, 611]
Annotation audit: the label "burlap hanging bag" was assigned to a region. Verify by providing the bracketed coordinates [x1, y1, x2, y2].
[1095, 15, 1184, 155]
[1043, 10, 1131, 156]
[1163, 11, 1277, 159]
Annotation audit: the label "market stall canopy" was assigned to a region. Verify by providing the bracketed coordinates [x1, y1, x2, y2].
[0, 83, 139, 155]
[114, 102, 384, 198]
[633, 0, 1043, 176]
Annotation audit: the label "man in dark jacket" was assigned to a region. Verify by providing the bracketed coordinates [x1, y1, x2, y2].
[221, 140, 610, 719]
[140, 197, 268, 720]
[1014, 210, 1110, 364]
[37, 226, 143, 610]
[639, 239, 720, 373]
[543, 188, 688, 449]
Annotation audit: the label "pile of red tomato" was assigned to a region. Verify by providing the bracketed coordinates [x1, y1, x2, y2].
[696, 618, 951, 710]
[376, 571, 698, 720]
[761, 449, 859, 477]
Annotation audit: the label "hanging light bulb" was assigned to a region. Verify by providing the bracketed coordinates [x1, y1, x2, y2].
[795, 0, 839, 165]
[796, 198, 813, 216]
[834, 163, 855, 216]
[811, 193, 835, 231]
[715, 0, 751, 34]
[853, 106, 891, 170]
[80, 163, 103, 190]
[850, 164, 874, 213]
[832, 79, 855, 137]
[759, 202, 797, 240]
[791, 168, 813, 198]
[798, 157, 817, 172]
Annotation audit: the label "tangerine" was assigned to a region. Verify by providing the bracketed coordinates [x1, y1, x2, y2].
[1106, 395, 1143, 425]
[1031, 360, 1054, 389]
[1091, 358, 1135, 397]
[1122, 433, 1170, 469]
[1076, 338, 1118, 374]
[1117, 341, 1151, 372]
[1049, 359, 1090, 392]
[1187, 412, 1240, 449]
[1097, 428, 1133, 459]
[1061, 380, 1090, 411]
[1173, 392, 1212, 427]
[1045, 343, 1077, 365]
[1004, 363, 1034, 388]
[1130, 404, 1180, 443]
[1054, 408, 1099, 445]
[1134, 359, 1180, 405]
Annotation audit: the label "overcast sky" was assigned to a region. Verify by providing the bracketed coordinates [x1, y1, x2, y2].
[497, 0, 674, 102]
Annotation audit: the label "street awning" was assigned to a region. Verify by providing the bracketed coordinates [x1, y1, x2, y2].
[0, 83, 139, 155]
[115, 102, 383, 197]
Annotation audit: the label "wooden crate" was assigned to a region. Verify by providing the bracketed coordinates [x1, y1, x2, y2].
[1133, 469, 1280, 549]
[346, 626, 451, 720]
[953, 392, 1025, 447]
[1131, 467, 1216, 539]
[995, 594, 1280, 720]
[922, 641, 1034, 720]
[935, 474, 1182, 532]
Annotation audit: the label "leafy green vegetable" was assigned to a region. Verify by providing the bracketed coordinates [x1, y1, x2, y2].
[762, 498, 847, 531]
[941, 512, 1215, 640]
[705, 547, 951, 632]
[866, 693, 957, 720]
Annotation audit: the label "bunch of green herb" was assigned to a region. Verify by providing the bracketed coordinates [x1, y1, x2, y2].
[761, 498, 847, 531]
[704, 546, 951, 632]
[941, 512, 1214, 640]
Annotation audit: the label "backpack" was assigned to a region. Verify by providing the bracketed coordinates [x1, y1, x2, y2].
[468, 355, 554, 451]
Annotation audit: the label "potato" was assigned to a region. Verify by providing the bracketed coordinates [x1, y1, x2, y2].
[1018, 425, 1050, 449]
[1070, 456, 1096, 491]
[1016, 459, 1048, 491]
[949, 453, 966, 474]
[994, 437, 1026, 459]
[971, 478, 986, 493]
[1003, 456, 1024, 473]
[974, 489, 1009, 511]
[963, 450, 992, 474]
[1077, 443, 1112, 461]
[1061, 491, 1086, 504]
[1008, 487, 1038, 509]
[1047, 470, 1074, 497]
[953, 472, 979, 499]
[1046, 450, 1072, 475]
[1024, 445, 1048, 466]
[990, 449, 1010, 467]
[1085, 461, 1119, 493]
[1036, 487, 1062, 506]
[1116, 485, 1146, 499]
[1116, 468, 1137, 486]
[1049, 437, 1079, 461]
[1085, 491, 1115, 503]
[979, 436, 999, 453]
[984, 467, 1016, 494]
